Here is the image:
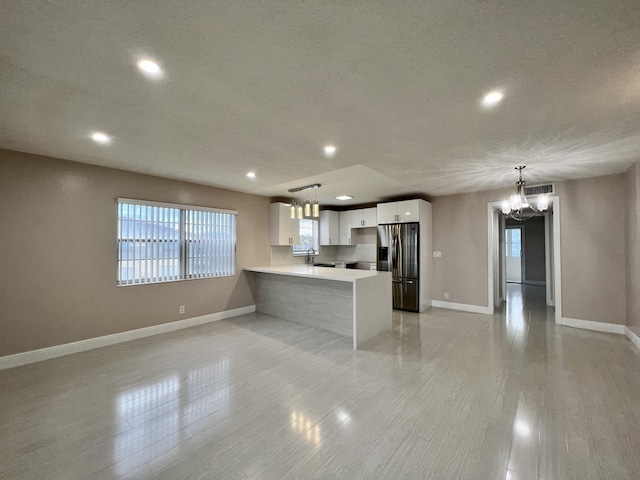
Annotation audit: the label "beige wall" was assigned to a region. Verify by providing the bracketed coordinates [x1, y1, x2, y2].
[432, 188, 510, 307]
[432, 174, 627, 325]
[0, 149, 271, 357]
[625, 161, 640, 335]
[556, 175, 626, 324]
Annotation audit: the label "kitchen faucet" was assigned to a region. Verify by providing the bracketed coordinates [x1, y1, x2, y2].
[305, 248, 315, 264]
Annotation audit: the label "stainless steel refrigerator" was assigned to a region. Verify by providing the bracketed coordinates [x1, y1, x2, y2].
[377, 223, 419, 312]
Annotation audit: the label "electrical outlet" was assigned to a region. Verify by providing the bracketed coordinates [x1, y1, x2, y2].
[444, 292, 449, 299]
[179, 305, 185, 314]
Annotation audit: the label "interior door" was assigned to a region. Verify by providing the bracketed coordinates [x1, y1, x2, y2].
[505, 226, 523, 283]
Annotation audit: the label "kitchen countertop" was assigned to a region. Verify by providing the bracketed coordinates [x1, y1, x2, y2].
[244, 264, 387, 283]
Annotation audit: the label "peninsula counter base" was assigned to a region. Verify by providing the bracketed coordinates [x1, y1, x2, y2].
[245, 266, 392, 349]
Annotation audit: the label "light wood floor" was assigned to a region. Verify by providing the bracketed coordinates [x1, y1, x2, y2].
[1, 285, 639, 479]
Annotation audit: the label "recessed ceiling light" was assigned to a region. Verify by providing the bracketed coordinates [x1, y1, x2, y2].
[137, 59, 162, 78]
[90, 132, 111, 144]
[481, 90, 504, 108]
[246, 171, 256, 178]
[336, 195, 353, 201]
[324, 145, 337, 157]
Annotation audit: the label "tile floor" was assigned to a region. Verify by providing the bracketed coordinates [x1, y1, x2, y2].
[1, 285, 639, 479]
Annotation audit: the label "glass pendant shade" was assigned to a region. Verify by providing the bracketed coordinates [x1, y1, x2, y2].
[296, 204, 303, 219]
[501, 200, 511, 215]
[304, 201, 311, 217]
[312, 201, 319, 218]
[290, 203, 296, 219]
[537, 195, 549, 211]
[510, 194, 521, 210]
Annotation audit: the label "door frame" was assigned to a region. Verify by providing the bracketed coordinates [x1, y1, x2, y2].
[487, 196, 562, 324]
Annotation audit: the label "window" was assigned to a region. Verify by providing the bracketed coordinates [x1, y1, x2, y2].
[505, 227, 522, 258]
[292, 218, 319, 255]
[117, 199, 236, 285]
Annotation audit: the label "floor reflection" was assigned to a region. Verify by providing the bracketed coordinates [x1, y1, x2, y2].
[290, 411, 321, 445]
[504, 283, 553, 338]
[113, 359, 230, 476]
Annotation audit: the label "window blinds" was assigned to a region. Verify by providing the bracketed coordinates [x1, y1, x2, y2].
[117, 199, 236, 286]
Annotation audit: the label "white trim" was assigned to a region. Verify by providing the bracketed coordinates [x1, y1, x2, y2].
[544, 211, 554, 306]
[552, 197, 562, 324]
[487, 196, 562, 325]
[487, 202, 500, 315]
[118, 197, 238, 215]
[0, 305, 256, 371]
[432, 300, 492, 315]
[626, 327, 640, 352]
[560, 317, 626, 335]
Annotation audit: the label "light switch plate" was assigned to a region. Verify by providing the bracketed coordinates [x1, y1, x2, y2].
[433, 251, 442, 257]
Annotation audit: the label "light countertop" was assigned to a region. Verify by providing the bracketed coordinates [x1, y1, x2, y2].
[244, 264, 388, 283]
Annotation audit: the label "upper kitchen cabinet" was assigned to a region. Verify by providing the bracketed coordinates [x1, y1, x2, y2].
[339, 211, 353, 245]
[270, 202, 300, 246]
[377, 200, 423, 223]
[350, 207, 377, 228]
[319, 210, 340, 246]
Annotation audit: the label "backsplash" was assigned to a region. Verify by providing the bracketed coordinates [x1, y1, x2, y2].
[269, 243, 376, 265]
[336, 244, 376, 262]
[270, 246, 338, 265]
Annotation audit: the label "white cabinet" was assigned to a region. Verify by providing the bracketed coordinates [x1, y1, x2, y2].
[350, 207, 377, 228]
[376, 203, 398, 224]
[319, 210, 340, 245]
[270, 203, 300, 246]
[339, 211, 353, 245]
[377, 200, 421, 223]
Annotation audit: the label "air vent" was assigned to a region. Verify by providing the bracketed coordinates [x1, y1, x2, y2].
[525, 183, 554, 196]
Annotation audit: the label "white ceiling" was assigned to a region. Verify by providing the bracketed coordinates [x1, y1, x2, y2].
[1, 1, 640, 206]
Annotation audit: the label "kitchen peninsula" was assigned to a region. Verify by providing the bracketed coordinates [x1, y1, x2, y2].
[244, 265, 392, 349]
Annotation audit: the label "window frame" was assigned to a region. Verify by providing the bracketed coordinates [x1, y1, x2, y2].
[117, 198, 237, 286]
[292, 218, 319, 256]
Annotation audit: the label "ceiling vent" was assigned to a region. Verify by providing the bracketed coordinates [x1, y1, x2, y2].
[525, 183, 554, 196]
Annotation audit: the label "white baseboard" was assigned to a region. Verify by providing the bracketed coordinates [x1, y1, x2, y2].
[560, 317, 626, 335]
[626, 327, 640, 352]
[0, 305, 256, 371]
[431, 300, 492, 315]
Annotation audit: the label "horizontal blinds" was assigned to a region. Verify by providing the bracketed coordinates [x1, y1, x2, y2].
[117, 200, 236, 286]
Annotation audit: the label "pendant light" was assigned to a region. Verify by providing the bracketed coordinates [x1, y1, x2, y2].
[501, 166, 549, 221]
[288, 183, 322, 218]
[296, 191, 303, 219]
[312, 185, 320, 217]
[304, 189, 312, 217]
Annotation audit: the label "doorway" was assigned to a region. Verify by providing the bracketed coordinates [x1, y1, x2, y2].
[505, 225, 524, 283]
[487, 197, 562, 324]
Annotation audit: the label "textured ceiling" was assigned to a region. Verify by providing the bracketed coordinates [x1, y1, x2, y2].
[1, 1, 640, 206]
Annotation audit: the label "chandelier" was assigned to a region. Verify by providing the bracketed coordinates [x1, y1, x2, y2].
[501, 166, 549, 221]
[288, 183, 321, 219]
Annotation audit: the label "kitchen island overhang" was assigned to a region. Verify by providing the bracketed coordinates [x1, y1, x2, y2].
[244, 265, 392, 349]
